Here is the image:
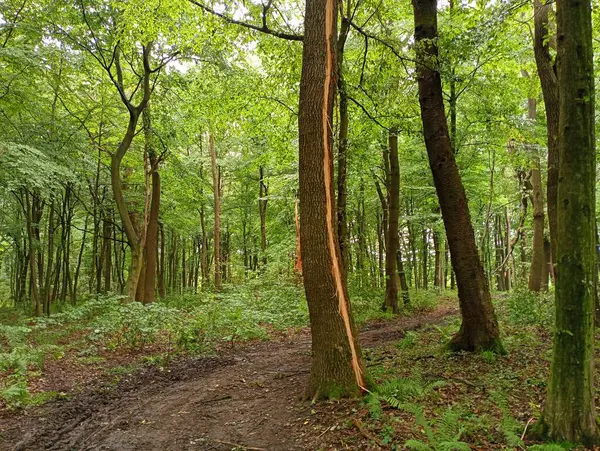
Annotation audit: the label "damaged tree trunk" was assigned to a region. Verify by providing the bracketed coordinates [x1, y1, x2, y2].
[298, 0, 366, 399]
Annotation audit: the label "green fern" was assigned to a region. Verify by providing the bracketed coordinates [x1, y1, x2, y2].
[490, 390, 526, 448]
[403, 406, 470, 451]
[374, 371, 446, 411]
[404, 439, 434, 451]
[364, 392, 383, 419]
[528, 445, 570, 451]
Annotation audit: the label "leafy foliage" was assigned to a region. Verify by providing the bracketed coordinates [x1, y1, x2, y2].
[404, 407, 471, 451]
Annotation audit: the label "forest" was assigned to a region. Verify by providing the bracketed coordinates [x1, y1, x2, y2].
[0, 0, 598, 449]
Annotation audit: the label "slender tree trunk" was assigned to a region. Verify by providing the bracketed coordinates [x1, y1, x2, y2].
[422, 228, 429, 290]
[200, 206, 209, 287]
[259, 166, 268, 269]
[529, 157, 546, 291]
[413, 0, 503, 352]
[542, 238, 551, 291]
[72, 214, 89, 303]
[142, 108, 160, 303]
[336, 8, 350, 271]
[294, 198, 302, 276]
[158, 222, 166, 298]
[24, 192, 41, 316]
[299, 0, 366, 398]
[539, 0, 598, 443]
[43, 200, 55, 314]
[376, 209, 384, 287]
[209, 134, 221, 291]
[182, 237, 187, 291]
[527, 97, 546, 292]
[397, 246, 410, 305]
[103, 212, 112, 293]
[533, 0, 559, 270]
[384, 130, 400, 313]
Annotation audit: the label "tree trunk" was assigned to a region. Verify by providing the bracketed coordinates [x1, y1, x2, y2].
[422, 228, 429, 290]
[111, 112, 144, 301]
[158, 222, 166, 298]
[209, 134, 221, 291]
[142, 108, 160, 304]
[259, 166, 268, 269]
[44, 200, 55, 315]
[103, 212, 112, 293]
[384, 130, 400, 313]
[336, 9, 350, 271]
[299, 0, 366, 399]
[539, 0, 598, 443]
[294, 198, 302, 276]
[376, 209, 385, 287]
[72, 214, 89, 303]
[182, 237, 187, 291]
[529, 157, 546, 291]
[525, 95, 546, 292]
[542, 237, 551, 291]
[397, 247, 411, 306]
[200, 206, 209, 287]
[413, 0, 503, 353]
[24, 191, 41, 316]
[533, 0, 559, 270]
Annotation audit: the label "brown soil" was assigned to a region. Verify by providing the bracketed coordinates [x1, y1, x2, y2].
[0, 304, 458, 451]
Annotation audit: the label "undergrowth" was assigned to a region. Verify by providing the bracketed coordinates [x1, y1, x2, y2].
[1, 278, 425, 409]
[349, 287, 578, 450]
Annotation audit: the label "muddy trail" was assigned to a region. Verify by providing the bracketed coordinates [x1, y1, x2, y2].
[1, 305, 457, 451]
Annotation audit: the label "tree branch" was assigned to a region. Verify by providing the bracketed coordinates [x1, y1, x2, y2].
[188, 0, 303, 41]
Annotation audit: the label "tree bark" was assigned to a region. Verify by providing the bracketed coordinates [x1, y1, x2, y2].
[336, 8, 350, 271]
[384, 130, 400, 313]
[103, 211, 112, 293]
[299, 0, 366, 399]
[539, 0, 598, 443]
[533, 0, 559, 269]
[142, 107, 160, 304]
[397, 247, 410, 306]
[200, 205, 209, 287]
[413, 0, 503, 353]
[24, 191, 41, 316]
[108, 43, 153, 301]
[421, 228, 429, 290]
[259, 166, 268, 269]
[529, 157, 546, 291]
[209, 134, 221, 291]
[158, 222, 166, 298]
[524, 95, 546, 292]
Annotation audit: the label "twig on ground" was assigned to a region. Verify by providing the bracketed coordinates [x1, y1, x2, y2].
[521, 417, 535, 440]
[213, 439, 266, 450]
[424, 373, 481, 389]
[353, 419, 384, 448]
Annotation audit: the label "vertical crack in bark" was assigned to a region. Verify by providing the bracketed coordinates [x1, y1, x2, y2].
[322, 0, 364, 390]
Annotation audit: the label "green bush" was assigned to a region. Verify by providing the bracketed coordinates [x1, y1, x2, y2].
[501, 287, 554, 327]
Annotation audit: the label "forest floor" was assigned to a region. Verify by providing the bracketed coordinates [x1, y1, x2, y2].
[0, 291, 593, 450]
[0, 301, 458, 450]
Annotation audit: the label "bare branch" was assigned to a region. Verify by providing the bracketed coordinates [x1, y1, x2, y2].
[347, 95, 388, 130]
[188, 0, 303, 41]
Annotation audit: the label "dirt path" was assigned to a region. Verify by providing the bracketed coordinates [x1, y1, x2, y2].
[1, 305, 457, 451]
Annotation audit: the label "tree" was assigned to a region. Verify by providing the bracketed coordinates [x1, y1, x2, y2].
[537, 0, 598, 443]
[209, 133, 221, 291]
[532, 0, 559, 269]
[383, 130, 400, 313]
[142, 105, 163, 304]
[298, 0, 366, 399]
[412, 0, 503, 352]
